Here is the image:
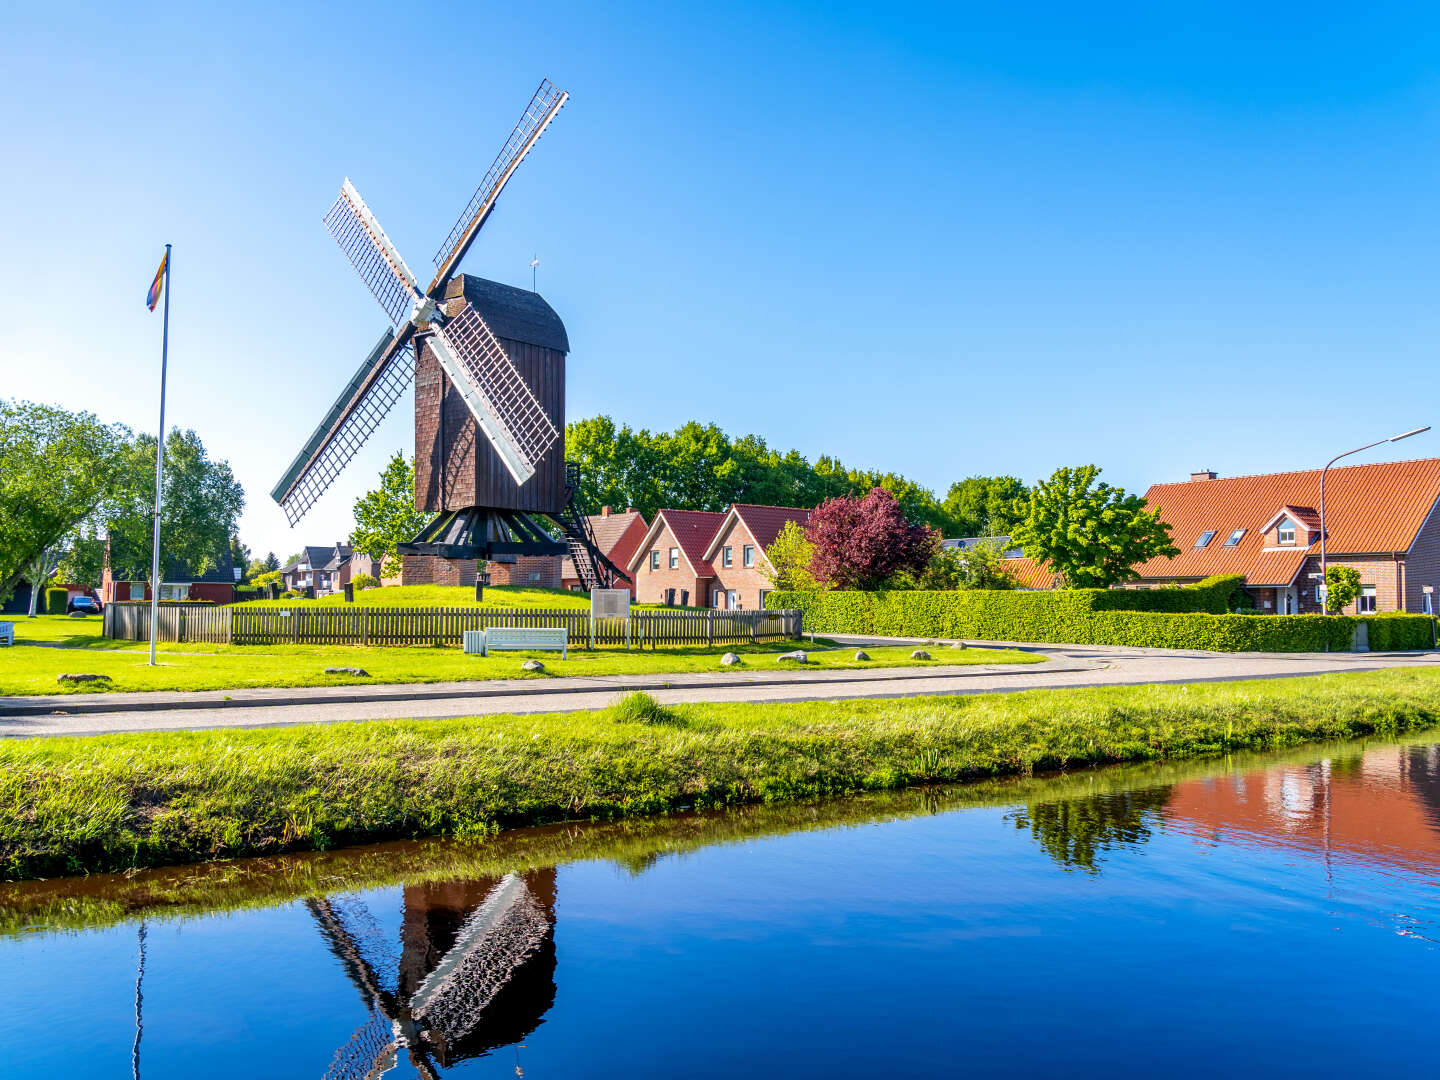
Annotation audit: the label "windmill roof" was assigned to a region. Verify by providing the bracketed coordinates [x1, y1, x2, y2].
[449, 275, 569, 353]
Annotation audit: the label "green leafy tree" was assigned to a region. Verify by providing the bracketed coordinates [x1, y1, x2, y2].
[350, 452, 427, 578]
[104, 429, 246, 580]
[943, 475, 1029, 537]
[251, 569, 283, 589]
[761, 519, 825, 591]
[1010, 465, 1178, 588]
[263, 551, 280, 572]
[1324, 564, 1362, 614]
[0, 400, 131, 603]
[56, 530, 107, 589]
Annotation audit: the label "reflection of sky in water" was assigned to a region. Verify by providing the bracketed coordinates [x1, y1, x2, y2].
[3, 738, 1440, 1077]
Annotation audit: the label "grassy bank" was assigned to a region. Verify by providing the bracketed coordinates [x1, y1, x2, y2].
[4, 667, 1440, 879]
[3, 733, 1417, 935]
[0, 618, 1033, 695]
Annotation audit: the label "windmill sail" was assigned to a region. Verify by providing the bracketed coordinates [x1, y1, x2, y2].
[271, 328, 414, 524]
[325, 180, 423, 326]
[428, 302, 559, 487]
[428, 79, 569, 293]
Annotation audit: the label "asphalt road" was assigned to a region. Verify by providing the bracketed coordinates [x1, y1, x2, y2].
[3, 638, 1437, 738]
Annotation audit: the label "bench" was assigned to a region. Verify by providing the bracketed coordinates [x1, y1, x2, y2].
[0, 622, 12, 647]
[480, 626, 568, 659]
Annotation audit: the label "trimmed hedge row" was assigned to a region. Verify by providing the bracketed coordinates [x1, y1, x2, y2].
[764, 587, 1436, 653]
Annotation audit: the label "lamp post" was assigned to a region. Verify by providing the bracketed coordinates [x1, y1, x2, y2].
[1318, 426, 1430, 613]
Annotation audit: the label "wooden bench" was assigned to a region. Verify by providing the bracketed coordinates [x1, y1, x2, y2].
[0, 622, 12, 647]
[481, 626, 568, 658]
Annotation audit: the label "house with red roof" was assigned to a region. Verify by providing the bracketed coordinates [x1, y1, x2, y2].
[1132, 460, 1440, 614]
[626, 504, 812, 609]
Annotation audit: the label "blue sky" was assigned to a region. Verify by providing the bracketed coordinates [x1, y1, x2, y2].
[3, 1, 1439, 559]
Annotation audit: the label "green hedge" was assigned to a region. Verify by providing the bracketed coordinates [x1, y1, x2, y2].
[44, 588, 68, 615]
[765, 585, 1436, 653]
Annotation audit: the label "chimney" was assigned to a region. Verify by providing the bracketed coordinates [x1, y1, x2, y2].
[626, 507, 636, 514]
[600, 506, 611, 516]
[1190, 469, 1217, 482]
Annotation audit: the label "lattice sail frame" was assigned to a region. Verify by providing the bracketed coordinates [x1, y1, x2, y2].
[276, 336, 414, 525]
[325, 179, 422, 327]
[431, 79, 569, 280]
[430, 303, 560, 487]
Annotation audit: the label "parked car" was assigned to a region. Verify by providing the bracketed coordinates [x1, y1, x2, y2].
[67, 595, 101, 615]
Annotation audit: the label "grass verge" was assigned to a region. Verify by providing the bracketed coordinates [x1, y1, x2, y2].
[3, 666, 1439, 879]
[0, 618, 1033, 696]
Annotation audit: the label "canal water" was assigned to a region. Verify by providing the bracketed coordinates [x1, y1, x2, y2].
[4, 735, 1440, 1077]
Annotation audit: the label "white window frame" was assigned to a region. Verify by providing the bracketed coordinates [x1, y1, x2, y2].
[743, 544, 755, 567]
[722, 545, 733, 568]
[727, 589, 739, 609]
[1357, 585, 1377, 614]
[1277, 519, 1296, 545]
[649, 550, 660, 571]
[669, 547, 679, 569]
[712, 589, 724, 608]
[758, 588, 770, 609]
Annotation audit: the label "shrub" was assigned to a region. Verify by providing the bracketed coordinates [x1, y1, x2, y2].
[251, 569, 283, 589]
[764, 581, 1434, 653]
[351, 573, 379, 591]
[45, 588, 68, 615]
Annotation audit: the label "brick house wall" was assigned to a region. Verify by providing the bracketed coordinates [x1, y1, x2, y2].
[630, 519, 710, 606]
[706, 517, 771, 610]
[401, 555, 477, 587]
[1403, 496, 1440, 613]
[487, 556, 563, 589]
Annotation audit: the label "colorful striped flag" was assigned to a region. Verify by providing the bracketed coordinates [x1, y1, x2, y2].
[146, 251, 168, 312]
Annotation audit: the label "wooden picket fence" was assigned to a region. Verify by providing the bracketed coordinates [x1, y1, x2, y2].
[101, 602, 802, 649]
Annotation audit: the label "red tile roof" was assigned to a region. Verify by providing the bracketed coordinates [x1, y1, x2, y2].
[1134, 457, 1440, 585]
[1000, 555, 1060, 590]
[627, 510, 727, 575]
[703, 504, 812, 561]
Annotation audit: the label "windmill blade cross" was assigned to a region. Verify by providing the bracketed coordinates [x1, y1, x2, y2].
[428, 79, 568, 295]
[429, 303, 559, 487]
[271, 328, 415, 524]
[325, 179, 424, 327]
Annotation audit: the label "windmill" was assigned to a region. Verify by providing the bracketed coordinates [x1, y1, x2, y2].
[270, 79, 624, 589]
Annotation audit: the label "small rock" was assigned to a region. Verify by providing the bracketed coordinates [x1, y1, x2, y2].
[950, 641, 967, 650]
[68, 610, 90, 618]
[323, 667, 369, 677]
[720, 652, 741, 666]
[57, 673, 111, 684]
[777, 650, 808, 663]
[521, 660, 545, 672]
[910, 649, 932, 660]
[853, 650, 871, 661]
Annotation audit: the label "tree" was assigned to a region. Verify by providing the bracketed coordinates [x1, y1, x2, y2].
[56, 530, 107, 589]
[1009, 465, 1178, 588]
[263, 551, 280, 572]
[807, 487, 939, 590]
[943, 475, 1029, 537]
[761, 519, 825, 591]
[350, 452, 427, 578]
[103, 428, 246, 580]
[0, 400, 131, 603]
[20, 548, 60, 617]
[230, 538, 252, 582]
[1324, 564, 1362, 614]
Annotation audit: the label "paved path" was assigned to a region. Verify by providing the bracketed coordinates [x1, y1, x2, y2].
[3, 639, 1438, 738]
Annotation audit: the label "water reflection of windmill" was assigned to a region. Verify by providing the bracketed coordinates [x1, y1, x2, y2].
[312, 869, 557, 1078]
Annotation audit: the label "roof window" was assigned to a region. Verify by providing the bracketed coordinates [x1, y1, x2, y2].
[1224, 528, 1246, 547]
[1194, 530, 1216, 548]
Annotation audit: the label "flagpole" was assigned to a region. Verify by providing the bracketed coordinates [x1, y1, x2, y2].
[147, 245, 172, 666]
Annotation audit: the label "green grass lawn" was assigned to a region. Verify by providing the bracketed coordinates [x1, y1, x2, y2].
[234, 584, 595, 609]
[0, 615, 1038, 696]
[3, 666, 1437, 878]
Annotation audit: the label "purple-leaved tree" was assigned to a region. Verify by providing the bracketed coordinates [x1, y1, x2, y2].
[807, 487, 938, 589]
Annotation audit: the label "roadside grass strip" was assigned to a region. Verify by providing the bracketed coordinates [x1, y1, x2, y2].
[2, 666, 1438, 878]
[0, 619, 1034, 696]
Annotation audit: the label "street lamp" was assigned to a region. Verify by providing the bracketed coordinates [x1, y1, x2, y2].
[1319, 426, 1431, 612]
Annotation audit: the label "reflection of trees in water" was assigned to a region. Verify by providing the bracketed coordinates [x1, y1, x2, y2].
[1008, 786, 1174, 873]
[314, 868, 557, 1078]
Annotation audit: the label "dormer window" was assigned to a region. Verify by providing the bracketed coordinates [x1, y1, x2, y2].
[1224, 528, 1246, 547]
[1277, 518, 1296, 545]
[1195, 530, 1216, 548]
